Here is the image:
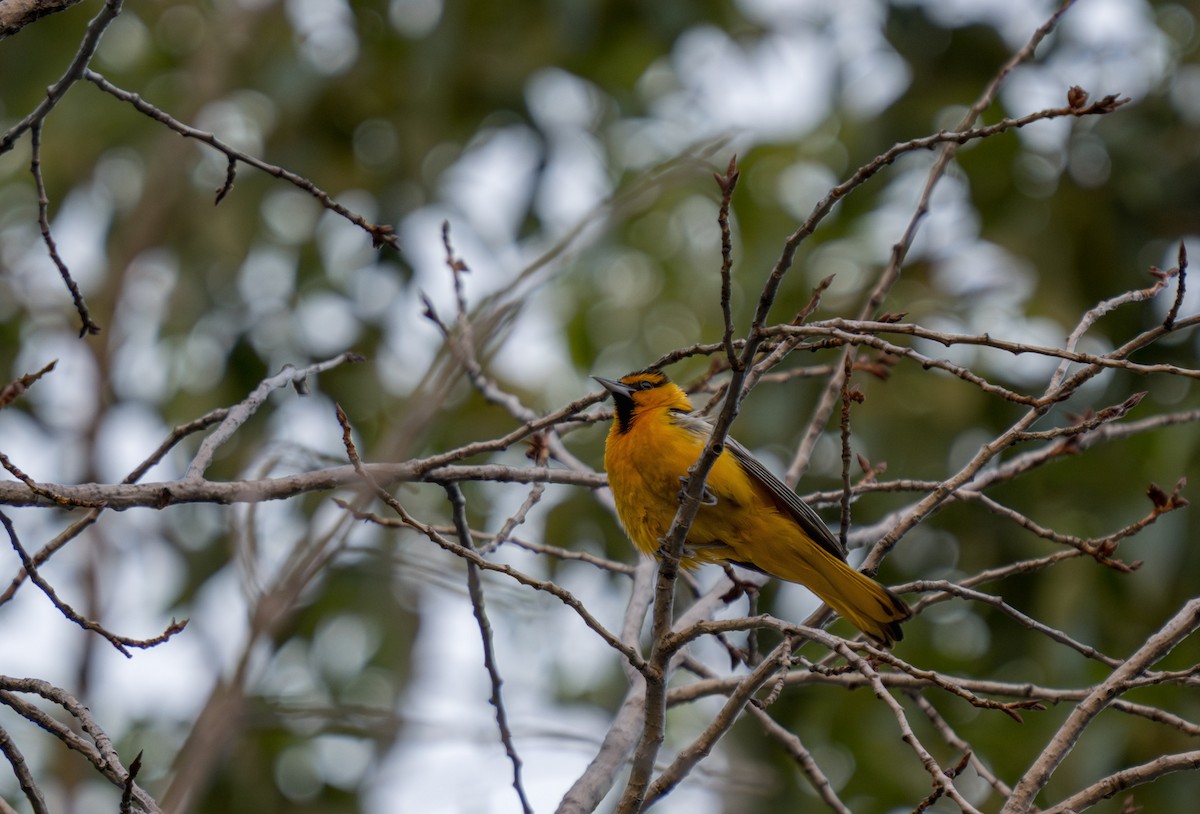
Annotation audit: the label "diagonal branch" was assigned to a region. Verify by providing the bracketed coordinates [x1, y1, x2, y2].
[0, 510, 187, 657]
[82, 70, 399, 250]
[30, 121, 100, 335]
[1000, 599, 1200, 813]
[785, 0, 1083, 486]
[1041, 750, 1200, 814]
[0, 0, 123, 154]
[0, 677, 160, 812]
[184, 352, 364, 480]
[0, 722, 48, 814]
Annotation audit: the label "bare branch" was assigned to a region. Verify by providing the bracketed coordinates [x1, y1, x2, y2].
[184, 352, 364, 480]
[1042, 751, 1200, 814]
[444, 483, 534, 814]
[82, 70, 400, 250]
[0, 722, 48, 814]
[0, 0, 88, 40]
[0, 0, 123, 154]
[715, 154, 741, 371]
[1001, 599, 1200, 813]
[0, 406, 228, 605]
[331, 469, 644, 672]
[0, 461, 605, 509]
[30, 120, 101, 335]
[0, 510, 187, 657]
[0, 677, 160, 812]
[0, 360, 57, 410]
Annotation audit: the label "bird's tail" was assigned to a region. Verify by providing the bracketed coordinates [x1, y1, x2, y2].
[760, 542, 912, 646]
[819, 560, 911, 647]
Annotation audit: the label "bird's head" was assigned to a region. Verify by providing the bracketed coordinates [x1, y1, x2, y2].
[594, 369, 692, 434]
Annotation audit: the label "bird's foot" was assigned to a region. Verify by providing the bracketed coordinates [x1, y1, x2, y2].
[677, 475, 717, 506]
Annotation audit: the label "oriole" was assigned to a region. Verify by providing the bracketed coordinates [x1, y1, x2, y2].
[596, 369, 911, 646]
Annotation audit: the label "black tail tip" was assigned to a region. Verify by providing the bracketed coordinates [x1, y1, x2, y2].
[868, 591, 912, 647]
[870, 620, 905, 648]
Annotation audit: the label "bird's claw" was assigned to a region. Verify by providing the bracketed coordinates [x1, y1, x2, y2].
[654, 539, 696, 561]
[678, 475, 717, 506]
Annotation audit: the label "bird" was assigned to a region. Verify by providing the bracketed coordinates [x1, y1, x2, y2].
[595, 368, 912, 646]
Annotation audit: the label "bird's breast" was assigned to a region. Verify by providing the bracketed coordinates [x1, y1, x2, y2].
[605, 412, 779, 558]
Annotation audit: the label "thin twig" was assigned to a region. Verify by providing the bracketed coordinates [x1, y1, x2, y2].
[30, 120, 101, 335]
[785, 0, 1086, 487]
[82, 70, 399, 250]
[910, 692, 1016, 801]
[838, 353, 855, 549]
[423, 526, 635, 574]
[120, 751, 143, 814]
[715, 155, 741, 371]
[0, 722, 49, 814]
[0, 406, 229, 605]
[0, 0, 124, 154]
[333, 407, 644, 670]
[0, 360, 57, 409]
[0, 511, 187, 657]
[1161, 241, 1188, 330]
[444, 483, 534, 814]
[184, 352, 364, 480]
[0, 449, 105, 509]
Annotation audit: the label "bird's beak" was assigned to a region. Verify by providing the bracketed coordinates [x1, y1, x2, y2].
[593, 376, 634, 399]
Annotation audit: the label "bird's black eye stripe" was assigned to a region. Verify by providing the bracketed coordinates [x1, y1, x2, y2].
[638, 380, 656, 390]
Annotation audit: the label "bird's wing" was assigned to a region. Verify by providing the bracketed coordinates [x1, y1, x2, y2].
[724, 437, 848, 561]
[672, 411, 848, 561]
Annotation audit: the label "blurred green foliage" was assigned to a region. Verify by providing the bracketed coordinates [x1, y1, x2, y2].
[1, 1, 1199, 813]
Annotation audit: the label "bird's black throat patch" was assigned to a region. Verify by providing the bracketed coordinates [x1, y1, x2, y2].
[613, 391, 636, 434]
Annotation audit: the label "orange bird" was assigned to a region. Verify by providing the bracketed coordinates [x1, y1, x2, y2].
[596, 369, 911, 646]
